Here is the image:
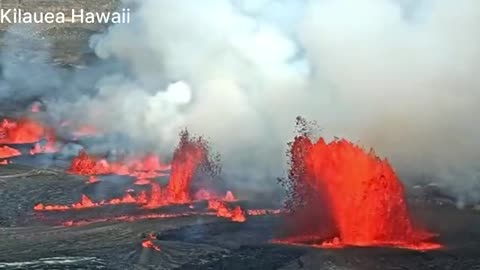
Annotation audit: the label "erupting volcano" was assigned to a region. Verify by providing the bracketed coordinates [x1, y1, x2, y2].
[32, 128, 250, 223]
[276, 118, 441, 250]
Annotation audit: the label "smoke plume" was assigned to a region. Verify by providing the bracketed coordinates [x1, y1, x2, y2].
[3, 0, 480, 205]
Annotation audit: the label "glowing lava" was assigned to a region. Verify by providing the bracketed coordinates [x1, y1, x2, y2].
[0, 145, 21, 159]
[142, 233, 161, 252]
[31, 128, 271, 226]
[142, 131, 213, 208]
[68, 150, 170, 178]
[207, 199, 246, 222]
[165, 131, 209, 204]
[33, 193, 147, 211]
[35, 130, 234, 214]
[0, 118, 51, 144]
[277, 119, 441, 250]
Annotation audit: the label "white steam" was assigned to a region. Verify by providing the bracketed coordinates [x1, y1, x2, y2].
[45, 0, 480, 203]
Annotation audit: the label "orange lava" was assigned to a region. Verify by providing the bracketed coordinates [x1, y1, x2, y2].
[208, 199, 246, 222]
[278, 126, 441, 250]
[165, 131, 208, 204]
[142, 233, 161, 251]
[33, 193, 148, 211]
[59, 207, 282, 227]
[0, 145, 21, 159]
[273, 236, 442, 251]
[142, 239, 161, 251]
[0, 118, 49, 144]
[141, 131, 212, 208]
[68, 150, 170, 178]
[33, 129, 261, 225]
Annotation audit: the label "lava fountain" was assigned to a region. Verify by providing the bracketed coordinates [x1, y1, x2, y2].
[276, 118, 441, 250]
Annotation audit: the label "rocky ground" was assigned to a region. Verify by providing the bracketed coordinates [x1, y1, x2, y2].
[0, 0, 120, 65]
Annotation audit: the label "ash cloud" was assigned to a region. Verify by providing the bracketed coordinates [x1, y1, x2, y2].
[3, 0, 480, 205]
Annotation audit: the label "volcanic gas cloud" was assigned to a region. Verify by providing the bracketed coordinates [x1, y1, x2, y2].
[277, 118, 441, 250]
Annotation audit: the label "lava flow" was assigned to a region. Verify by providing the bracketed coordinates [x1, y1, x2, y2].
[0, 145, 21, 159]
[34, 130, 249, 223]
[0, 117, 58, 162]
[33, 193, 145, 211]
[0, 118, 53, 144]
[208, 199, 246, 222]
[165, 131, 209, 204]
[142, 233, 161, 252]
[277, 119, 441, 250]
[144, 130, 211, 207]
[68, 150, 170, 179]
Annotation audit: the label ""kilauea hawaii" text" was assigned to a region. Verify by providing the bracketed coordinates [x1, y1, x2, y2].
[0, 9, 130, 24]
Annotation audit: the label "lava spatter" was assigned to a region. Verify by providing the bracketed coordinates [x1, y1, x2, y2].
[0, 118, 49, 144]
[165, 130, 209, 204]
[68, 150, 169, 178]
[277, 118, 441, 250]
[0, 145, 21, 159]
[142, 233, 161, 252]
[207, 199, 246, 222]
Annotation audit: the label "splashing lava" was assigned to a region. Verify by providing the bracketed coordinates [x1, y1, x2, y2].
[276, 118, 441, 250]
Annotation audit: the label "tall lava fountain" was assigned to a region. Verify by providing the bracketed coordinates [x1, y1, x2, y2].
[277, 118, 441, 250]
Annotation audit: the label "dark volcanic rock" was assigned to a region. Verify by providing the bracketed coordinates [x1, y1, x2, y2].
[0, 0, 121, 65]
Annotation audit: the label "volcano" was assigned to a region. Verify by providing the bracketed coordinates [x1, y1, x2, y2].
[0, 115, 478, 269]
[275, 118, 441, 250]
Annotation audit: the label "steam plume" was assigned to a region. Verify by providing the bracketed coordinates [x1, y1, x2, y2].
[3, 0, 480, 205]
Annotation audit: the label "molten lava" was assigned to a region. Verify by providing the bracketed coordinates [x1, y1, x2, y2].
[207, 199, 246, 222]
[32, 128, 267, 225]
[142, 233, 161, 252]
[142, 131, 213, 208]
[36, 131, 228, 213]
[68, 150, 170, 178]
[0, 145, 21, 159]
[0, 118, 49, 144]
[165, 131, 208, 204]
[279, 122, 441, 250]
[33, 193, 148, 211]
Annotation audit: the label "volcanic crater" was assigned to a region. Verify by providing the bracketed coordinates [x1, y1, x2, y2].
[0, 114, 479, 270]
[0, 1, 479, 269]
